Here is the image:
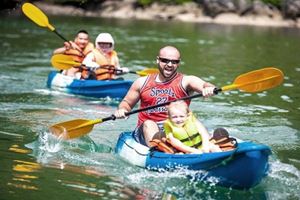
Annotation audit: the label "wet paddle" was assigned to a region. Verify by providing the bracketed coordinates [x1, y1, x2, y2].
[51, 54, 159, 76]
[49, 67, 284, 139]
[22, 3, 68, 42]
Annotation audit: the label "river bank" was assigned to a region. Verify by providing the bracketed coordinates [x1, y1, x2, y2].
[21, 1, 300, 28]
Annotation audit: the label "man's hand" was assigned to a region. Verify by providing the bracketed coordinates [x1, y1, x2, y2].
[121, 67, 129, 73]
[64, 41, 72, 50]
[202, 86, 215, 97]
[114, 108, 128, 119]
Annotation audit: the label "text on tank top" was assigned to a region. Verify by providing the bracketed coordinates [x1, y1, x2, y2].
[137, 73, 190, 126]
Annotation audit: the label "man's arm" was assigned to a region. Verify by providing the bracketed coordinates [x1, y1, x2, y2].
[53, 41, 82, 55]
[53, 46, 67, 55]
[82, 52, 100, 68]
[182, 75, 216, 97]
[53, 41, 71, 55]
[114, 76, 147, 118]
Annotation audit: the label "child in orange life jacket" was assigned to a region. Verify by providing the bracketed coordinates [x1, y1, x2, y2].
[53, 30, 94, 79]
[82, 33, 129, 80]
[164, 101, 221, 154]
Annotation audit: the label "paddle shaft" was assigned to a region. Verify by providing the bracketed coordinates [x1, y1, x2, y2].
[53, 29, 69, 42]
[93, 66, 132, 74]
[101, 88, 222, 123]
[128, 71, 140, 75]
[77, 64, 141, 75]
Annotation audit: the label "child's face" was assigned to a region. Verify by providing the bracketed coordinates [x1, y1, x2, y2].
[169, 107, 188, 127]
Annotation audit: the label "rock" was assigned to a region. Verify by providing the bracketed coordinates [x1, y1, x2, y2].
[282, 0, 300, 19]
[202, 0, 236, 17]
[35, 2, 86, 16]
[14, 1, 300, 28]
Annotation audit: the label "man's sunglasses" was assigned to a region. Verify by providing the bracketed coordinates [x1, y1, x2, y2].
[158, 57, 180, 64]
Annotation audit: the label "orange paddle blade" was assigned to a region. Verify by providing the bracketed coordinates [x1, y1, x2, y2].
[135, 68, 159, 76]
[49, 119, 103, 139]
[222, 67, 284, 92]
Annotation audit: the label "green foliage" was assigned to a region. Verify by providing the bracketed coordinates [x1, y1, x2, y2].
[138, 0, 152, 6]
[261, 0, 282, 8]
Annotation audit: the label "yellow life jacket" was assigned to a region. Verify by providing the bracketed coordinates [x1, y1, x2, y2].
[93, 49, 118, 80]
[65, 42, 94, 63]
[164, 113, 203, 149]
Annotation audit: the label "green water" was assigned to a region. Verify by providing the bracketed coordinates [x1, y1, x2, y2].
[0, 14, 300, 199]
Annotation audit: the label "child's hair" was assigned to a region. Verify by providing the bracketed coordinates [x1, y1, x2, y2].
[167, 100, 190, 115]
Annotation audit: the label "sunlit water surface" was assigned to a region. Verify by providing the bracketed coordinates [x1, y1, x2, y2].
[0, 14, 300, 199]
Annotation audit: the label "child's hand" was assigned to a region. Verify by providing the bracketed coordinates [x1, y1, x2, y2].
[191, 149, 203, 154]
[201, 146, 210, 153]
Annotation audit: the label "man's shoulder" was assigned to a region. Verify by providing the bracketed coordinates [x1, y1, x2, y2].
[127, 76, 148, 92]
[138, 75, 149, 81]
[133, 76, 148, 85]
[181, 74, 204, 88]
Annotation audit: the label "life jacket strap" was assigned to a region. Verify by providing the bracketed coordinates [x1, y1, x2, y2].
[179, 132, 199, 143]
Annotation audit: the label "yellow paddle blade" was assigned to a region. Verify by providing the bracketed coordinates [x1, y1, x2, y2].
[22, 3, 55, 31]
[49, 119, 102, 139]
[136, 68, 159, 76]
[222, 67, 284, 92]
[51, 54, 81, 70]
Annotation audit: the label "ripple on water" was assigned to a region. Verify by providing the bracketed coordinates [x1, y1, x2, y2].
[283, 83, 294, 87]
[191, 102, 297, 149]
[236, 125, 298, 148]
[281, 95, 293, 103]
[124, 167, 220, 196]
[265, 160, 300, 199]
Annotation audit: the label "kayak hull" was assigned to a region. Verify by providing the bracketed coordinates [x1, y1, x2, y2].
[115, 132, 271, 189]
[47, 71, 133, 99]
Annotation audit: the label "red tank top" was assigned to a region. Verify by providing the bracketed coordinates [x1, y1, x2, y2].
[137, 73, 190, 126]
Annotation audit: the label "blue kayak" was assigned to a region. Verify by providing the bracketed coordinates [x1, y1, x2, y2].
[47, 71, 133, 99]
[115, 132, 271, 190]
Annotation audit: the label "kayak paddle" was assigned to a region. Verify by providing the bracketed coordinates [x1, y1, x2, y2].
[51, 54, 159, 76]
[22, 3, 69, 42]
[49, 67, 284, 139]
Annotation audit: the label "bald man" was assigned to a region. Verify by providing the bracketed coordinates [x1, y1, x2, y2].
[114, 46, 216, 146]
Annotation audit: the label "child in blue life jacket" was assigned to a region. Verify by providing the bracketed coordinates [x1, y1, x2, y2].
[164, 101, 221, 154]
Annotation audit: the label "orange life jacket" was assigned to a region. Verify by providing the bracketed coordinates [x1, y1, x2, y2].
[65, 42, 94, 63]
[92, 49, 118, 80]
[149, 138, 179, 154]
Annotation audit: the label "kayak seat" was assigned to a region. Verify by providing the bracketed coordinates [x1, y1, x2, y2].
[149, 128, 237, 153]
[210, 128, 238, 151]
[149, 138, 179, 154]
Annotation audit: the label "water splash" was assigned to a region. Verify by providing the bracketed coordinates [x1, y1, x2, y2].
[265, 160, 300, 199]
[38, 131, 63, 153]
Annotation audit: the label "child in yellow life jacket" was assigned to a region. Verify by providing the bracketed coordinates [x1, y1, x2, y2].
[164, 101, 221, 154]
[82, 33, 129, 80]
